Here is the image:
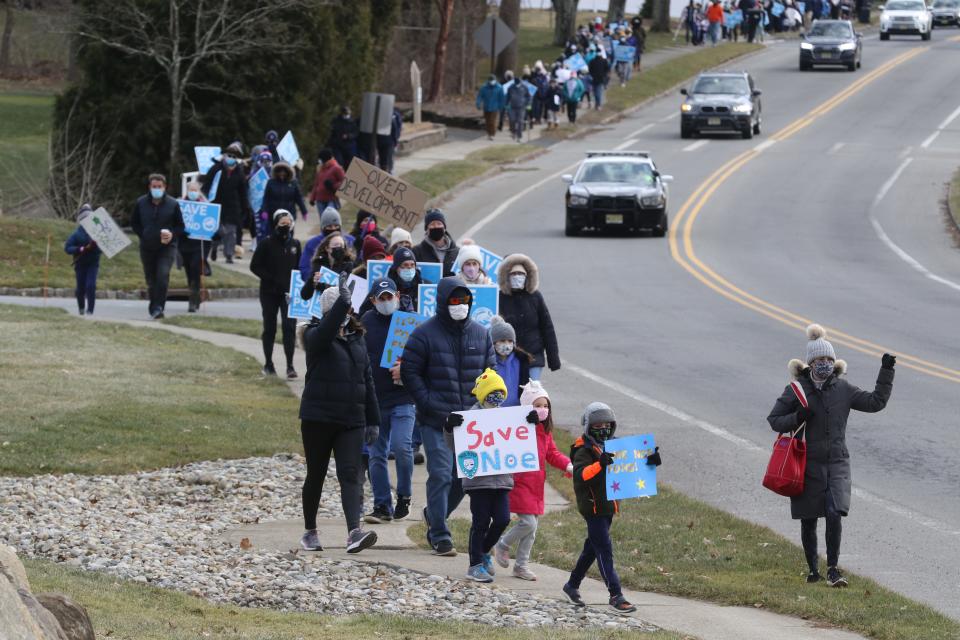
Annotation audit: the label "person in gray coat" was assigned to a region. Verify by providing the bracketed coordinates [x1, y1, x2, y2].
[767, 324, 895, 588]
[444, 367, 540, 583]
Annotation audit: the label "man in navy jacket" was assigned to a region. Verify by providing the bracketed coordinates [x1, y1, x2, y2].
[130, 173, 184, 318]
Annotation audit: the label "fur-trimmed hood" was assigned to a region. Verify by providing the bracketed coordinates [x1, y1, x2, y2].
[271, 160, 294, 180]
[497, 253, 539, 295]
[788, 358, 847, 380]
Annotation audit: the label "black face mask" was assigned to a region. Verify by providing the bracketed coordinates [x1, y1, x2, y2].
[331, 247, 346, 261]
[275, 226, 290, 239]
[428, 227, 445, 242]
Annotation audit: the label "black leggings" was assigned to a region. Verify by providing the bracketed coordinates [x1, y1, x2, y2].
[260, 290, 295, 368]
[800, 490, 843, 571]
[301, 421, 364, 533]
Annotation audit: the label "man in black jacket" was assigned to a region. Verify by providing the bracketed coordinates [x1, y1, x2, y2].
[412, 208, 460, 277]
[203, 143, 250, 264]
[250, 210, 302, 379]
[587, 52, 610, 110]
[130, 173, 184, 319]
[328, 105, 359, 170]
[401, 277, 495, 556]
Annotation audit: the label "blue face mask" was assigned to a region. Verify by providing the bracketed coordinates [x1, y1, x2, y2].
[224, 156, 237, 167]
[397, 267, 416, 282]
[150, 188, 165, 199]
[186, 191, 200, 201]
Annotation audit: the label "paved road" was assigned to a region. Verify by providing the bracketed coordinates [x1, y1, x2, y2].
[434, 35, 960, 618]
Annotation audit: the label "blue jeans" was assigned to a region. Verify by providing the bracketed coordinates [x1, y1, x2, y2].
[369, 403, 415, 512]
[709, 21, 722, 45]
[528, 366, 544, 381]
[568, 515, 622, 597]
[74, 262, 98, 313]
[420, 425, 464, 545]
[592, 82, 604, 108]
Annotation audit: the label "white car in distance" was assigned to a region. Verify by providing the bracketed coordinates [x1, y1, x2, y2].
[879, 0, 933, 39]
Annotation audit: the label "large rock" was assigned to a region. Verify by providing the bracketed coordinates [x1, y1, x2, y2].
[18, 589, 68, 640]
[0, 571, 45, 640]
[0, 544, 31, 592]
[36, 594, 95, 640]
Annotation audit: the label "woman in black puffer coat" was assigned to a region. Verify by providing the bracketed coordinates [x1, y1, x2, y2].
[768, 324, 894, 588]
[297, 276, 380, 554]
[497, 254, 560, 380]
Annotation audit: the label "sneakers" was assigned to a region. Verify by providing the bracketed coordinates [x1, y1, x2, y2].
[300, 529, 323, 551]
[609, 594, 637, 614]
[493, 542, 510, 568]
[393, 496, 411, 521]
[826, 566, 848, 588]
[413, 450, 425, 465]
[482, 553, 496, 576]
[261, 363, 277, 377]
[346, 528, 377, 553]
[364, 505, 393, 524]
[286, 366, 297, 380]
[466, 564, 493, 583]
[562, 583, 586, 607]
[432, 539, 457, 556]
[806, 571, 822, 584]
[512, 566, 538, 581]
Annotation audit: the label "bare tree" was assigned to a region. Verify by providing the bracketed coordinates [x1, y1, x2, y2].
[552, 0, 578, 46]
[0, 1, 16, 75]
[73, 0, 306, 178]
[652, 0, 671, 31]
[495, 0, 519, 78]
[428, 0, 455, 101]
[607, 0, 627, 22]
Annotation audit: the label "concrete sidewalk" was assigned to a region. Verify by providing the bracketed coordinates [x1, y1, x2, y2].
[3, 295, 868, 640]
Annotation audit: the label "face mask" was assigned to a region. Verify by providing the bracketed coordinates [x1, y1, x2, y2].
[276, 226, 290, 239]
[495, 341, 514, 357]
[428, 227, 445, 241]
[509, 274, 526, 290]
[462, 264, 480, 279]
[448, 304, 469, 321]
[224, 156, 237, 167]
[331, 247, 345, 260]
[186, 191, 200, 201]
[589, 425, 613, 442]
[482, 390, 506, 408]
[812, 360, 835, 379]
[150, 188, 165, 199]
[535, 406, 550, 422]
[375, 298, 398, 316]
[397, 267, 416, 282]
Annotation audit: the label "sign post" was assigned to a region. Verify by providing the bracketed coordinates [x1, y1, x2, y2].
[410, 62, 422, 125]
[474, 16, 515, 77]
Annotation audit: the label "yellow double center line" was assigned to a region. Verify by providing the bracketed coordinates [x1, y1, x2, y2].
[668, 45, 960, 385]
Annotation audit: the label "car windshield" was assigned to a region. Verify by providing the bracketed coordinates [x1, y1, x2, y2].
[933, 0, 957, 7]
[692, 76, 749, 95]
[578, 162, 655, 184]
[885, 1, 925, 9]
[809, 22, 854, 37]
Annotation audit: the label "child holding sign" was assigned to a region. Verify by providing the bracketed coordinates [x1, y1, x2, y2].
[445, 368, 539, 583]
[494, 381, 572, 580]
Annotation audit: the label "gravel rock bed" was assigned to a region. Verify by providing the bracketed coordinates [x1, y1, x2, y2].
[0, 455, 657, 631]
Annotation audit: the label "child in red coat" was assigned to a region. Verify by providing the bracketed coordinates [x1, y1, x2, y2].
[493, 380, 572, 580]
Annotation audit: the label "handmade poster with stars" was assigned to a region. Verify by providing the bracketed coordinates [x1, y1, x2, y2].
[604, 433, 658, 500]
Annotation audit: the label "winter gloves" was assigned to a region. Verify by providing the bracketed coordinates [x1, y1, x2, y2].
[526, 410, 539, 425]
[444, 412, 464, 433]
[599, 451, 616, 468]
[338, 271, 352, 306]
[882, 353, 896, 370]
[364, 425, 379, 446]
[646, 447, 662, 467]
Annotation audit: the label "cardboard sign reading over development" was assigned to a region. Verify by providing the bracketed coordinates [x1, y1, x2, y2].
[604, 434, 658, 500]
[337, 157, 428, 232]
[453, 406, 540, 479]
[78, 207, 131, 258]
[380, 311, 428, 368]
[177, 200, 221, 241]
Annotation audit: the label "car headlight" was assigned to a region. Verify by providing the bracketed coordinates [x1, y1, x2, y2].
[681, 103, 693, 112]
[639, 194, 664, 208]
[568, 194, 589, 206]
[732, 103, 752, 113]
[838, 42, 856, 51]
[800, 41, 814, 50]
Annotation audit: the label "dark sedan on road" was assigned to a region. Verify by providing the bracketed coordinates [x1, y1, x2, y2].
[799, 20, 863, 71]
[562, 151, 673, 237]
[931, 0, 960, 26]
[680, 72, 762, 140]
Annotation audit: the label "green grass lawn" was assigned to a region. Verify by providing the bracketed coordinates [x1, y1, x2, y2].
[23, 558, 682, 639]
[0, 304, 299, 476]
[404, 144, 538, 199]
[411, 428, 960, 640]
[0, 92, 54, 209]
[0, 216, 258, 291]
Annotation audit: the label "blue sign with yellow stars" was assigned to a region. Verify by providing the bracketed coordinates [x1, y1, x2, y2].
[604, 433, 658, 500]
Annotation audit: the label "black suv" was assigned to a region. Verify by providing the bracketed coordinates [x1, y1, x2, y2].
[680, 72, 762, 140]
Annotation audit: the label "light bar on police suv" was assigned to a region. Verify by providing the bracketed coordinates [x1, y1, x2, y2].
[585, 150, 650, 158]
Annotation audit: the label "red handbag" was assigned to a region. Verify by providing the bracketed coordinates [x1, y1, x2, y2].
[762, 381, 808, 497]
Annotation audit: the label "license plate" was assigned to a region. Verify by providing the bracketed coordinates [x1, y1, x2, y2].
[605, 214, 624, 224]
[707, 117, 721, 126]
[820, 52, 833, 59]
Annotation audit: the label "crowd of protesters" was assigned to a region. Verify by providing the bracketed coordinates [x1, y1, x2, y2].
[681, 0, 856, 46]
